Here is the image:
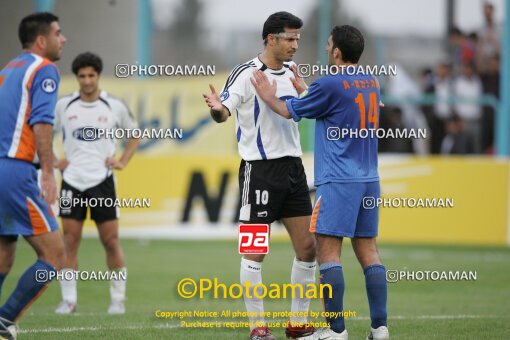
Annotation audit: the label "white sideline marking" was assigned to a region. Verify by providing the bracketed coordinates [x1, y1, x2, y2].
[18, 323, 180, 334]
[390, 314, 501, 320]
[18, 315, 503, 334]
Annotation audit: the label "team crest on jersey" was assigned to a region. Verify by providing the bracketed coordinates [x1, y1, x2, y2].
[41, 78, 57, 93]
[220, 91, 229, 101]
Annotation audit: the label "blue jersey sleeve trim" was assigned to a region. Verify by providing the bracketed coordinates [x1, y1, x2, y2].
[29, 117, 55, 125]
[286, 98, 301, 122]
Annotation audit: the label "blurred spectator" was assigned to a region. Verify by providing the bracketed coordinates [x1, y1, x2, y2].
[453, 62, 482, 152]
[420, 68, 435, 139]
[480, 54, 500, 153]
[449, 27, 475, 68]
[378, 107, 414, 153]
[386, 63, 430, 154]
[477, 2, 501, 74]
[431, 62, 452, 154]
[421, 67, 435, 94]
[440, 114, 475, 154]
[467, 32, 479, 67]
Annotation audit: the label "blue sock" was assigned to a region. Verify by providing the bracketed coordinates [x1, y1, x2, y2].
[0, 260, 55, 322]
[364, 264, 387, 328]
[320, 262, 345, 333]
[0, 273, 6, 302]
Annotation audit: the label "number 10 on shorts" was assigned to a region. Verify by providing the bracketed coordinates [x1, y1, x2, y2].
[238, 224, 269, 254]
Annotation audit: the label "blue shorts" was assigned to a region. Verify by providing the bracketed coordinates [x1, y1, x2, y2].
[0, 158, 59, 236]
[310, 181, 380, 238]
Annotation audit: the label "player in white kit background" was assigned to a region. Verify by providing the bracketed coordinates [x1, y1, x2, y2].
[204, 12, 317, 340]
[53, 52, 140, 314]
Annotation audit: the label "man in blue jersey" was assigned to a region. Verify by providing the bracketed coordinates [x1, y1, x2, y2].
[251, 25, 389, 340]
[0, 12, 66, 339]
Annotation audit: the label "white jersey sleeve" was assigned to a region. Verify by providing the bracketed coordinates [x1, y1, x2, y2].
[113, 98, 137, 130]
[220, 61, 255, 115]
[54, 99, 63, 134]
[54, 94, 75, 134]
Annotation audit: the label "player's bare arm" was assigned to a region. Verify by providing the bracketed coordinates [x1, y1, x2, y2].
[53, 152, 69, 171]
[250, 70, 291, 119]
[34, 123, 57, 205]
[105, 137, 140, 170]
[203, 84, 230, 123]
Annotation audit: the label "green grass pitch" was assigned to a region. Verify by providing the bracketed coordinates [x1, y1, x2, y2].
[2, 237, 509, 339]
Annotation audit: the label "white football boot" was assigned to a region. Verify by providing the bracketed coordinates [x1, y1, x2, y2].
[54, 301, 76, 314]
[366, 326, 389, 340]
[299, 327, 348, 340]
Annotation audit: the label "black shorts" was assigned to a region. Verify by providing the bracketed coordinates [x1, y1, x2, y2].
[59, 175, 118, 223]
[238, 156, 312, 224]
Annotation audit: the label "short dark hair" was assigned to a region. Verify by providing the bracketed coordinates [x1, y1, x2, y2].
[18, 12, 59, 49]
[448, 112, 462, 123]
[330, 25, 364, 63]
[71, 52, 103, 75]
[262, 11, 303, 45]
[449, 26, 463, 36]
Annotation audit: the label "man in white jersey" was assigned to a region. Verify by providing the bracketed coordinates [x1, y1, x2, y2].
[53, 52, 139, 315]
[203, 12, 316, 340]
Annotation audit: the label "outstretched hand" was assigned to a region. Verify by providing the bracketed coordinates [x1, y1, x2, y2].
[202, 84, 223, 112]
[250, 70, 277, 102]
[289, 64, 307, 95]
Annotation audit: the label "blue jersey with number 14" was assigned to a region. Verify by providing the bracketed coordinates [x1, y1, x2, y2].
[286, 72, 380, 185]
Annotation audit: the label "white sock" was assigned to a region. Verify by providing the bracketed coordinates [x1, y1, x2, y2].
[60, 268, 77, 304]
[109, 267, 127, 303]
[240, 258, 264, 329]
[290, 258, 317, 325]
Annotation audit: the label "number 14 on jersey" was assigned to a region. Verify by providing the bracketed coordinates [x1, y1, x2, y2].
[354, 92, 378, 129]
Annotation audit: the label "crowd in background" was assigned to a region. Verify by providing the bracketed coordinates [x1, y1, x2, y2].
[380, 2, 501, 155]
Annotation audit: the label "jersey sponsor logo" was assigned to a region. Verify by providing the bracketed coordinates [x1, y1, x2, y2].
[220, 91, 229, 101]
[72, 127, 99, 141]
[238, 224, 269, 254]
[41, 78, 57, 93]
